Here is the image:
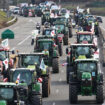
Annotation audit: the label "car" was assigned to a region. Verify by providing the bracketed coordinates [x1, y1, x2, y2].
[13, 7, 20, 14]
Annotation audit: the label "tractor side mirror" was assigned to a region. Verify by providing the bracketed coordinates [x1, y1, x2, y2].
[66, 48, 68, 54]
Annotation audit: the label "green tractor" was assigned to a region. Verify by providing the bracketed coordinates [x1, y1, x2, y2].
[34, 37, 59, 73]
[17, 53, 51, 97]
[0, 82, 24, 105]
[54, 21, 69, 45]
[42, 27, 63, 56]
[66, 44, 97, 83]
[41, 10, 50, 25]
[54, 16, 73, 38]
[10, 68, 42, 105]
[69, 59, 104, 104]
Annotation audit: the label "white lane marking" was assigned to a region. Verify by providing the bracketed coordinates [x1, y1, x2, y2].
[18, 35, 31, 46]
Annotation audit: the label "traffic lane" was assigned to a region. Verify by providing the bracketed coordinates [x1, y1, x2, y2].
[0, 16, 40, 50]
[43, 28, 104, 105]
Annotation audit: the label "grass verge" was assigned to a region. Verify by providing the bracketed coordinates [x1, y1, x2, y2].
[0, 10, 17, 29]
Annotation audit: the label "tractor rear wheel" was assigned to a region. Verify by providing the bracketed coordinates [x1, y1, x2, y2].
[42, 77, 50, 97]
[31, 94, 42, 105]
[69, 85, 78, 104]
[52, 58, 59, 73]
[58, 43, 63, 56]
[63, 35, 68, 45]
[96, 85, 103, 103]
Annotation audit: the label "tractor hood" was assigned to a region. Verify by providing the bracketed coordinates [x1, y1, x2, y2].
[0, 100, 7, 105]
[82, 72, 92, 81]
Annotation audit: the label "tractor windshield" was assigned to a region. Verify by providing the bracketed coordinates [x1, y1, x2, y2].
[45, 30, 52, 35]
[21, 55, 40, 67]
[76, 46, 90, 56]
[38, 41, 52, 51]
[78, 34, 92, 43]
[45, 30, 55, 36]
[13, 70, 32, 85]
[0, 88, 14, 100]
[0, 51, 7, 61]
[55, 24, 65, 31]
[56, 18, 66, 22]
[77, 62, 96, 72]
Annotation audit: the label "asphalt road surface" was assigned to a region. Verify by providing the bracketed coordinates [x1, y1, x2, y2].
[0, 16, 105, 105]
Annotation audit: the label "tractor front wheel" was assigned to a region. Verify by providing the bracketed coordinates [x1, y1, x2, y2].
[30, 94, 42, 105]
[42, 77, 50, 97]
[96, 85, 103, 103]
[69, 85, 78, 104]
[52, 58, 59, 73]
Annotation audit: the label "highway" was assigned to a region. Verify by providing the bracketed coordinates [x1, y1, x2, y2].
[0, 15, 105, 105]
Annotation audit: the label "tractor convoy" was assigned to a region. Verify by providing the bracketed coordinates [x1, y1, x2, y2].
[0, 1, 104, 105]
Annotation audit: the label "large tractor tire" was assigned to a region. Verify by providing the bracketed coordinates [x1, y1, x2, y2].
[52, 58, 59, 73]
[42, 77, 50, 97]
[69, 85, 78, 104]
[58, 43, 63, 56]
[63, 35, 68, 45]
[30, 94, 42, 105]
[96, 85, 103, 103]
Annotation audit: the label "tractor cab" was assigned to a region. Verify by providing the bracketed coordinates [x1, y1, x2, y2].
[17, 53, 49, 74]
[42, 27, 57, 36]
[0, 82, 20, 105]
[11, 68, 33, 85]
[66, 44, 97, 65]
[35, 38, 55, 53]
[77, 31, 94, 44]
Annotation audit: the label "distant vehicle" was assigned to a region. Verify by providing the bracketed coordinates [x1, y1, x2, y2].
[96, 16, 103, 23]
[13, 7, 20, 14]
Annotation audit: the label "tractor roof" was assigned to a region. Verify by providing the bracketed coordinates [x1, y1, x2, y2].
[77, 31, 93, 35]
[37, 38, 54, 42]
[75, 59, 98, 62]
[0, 82, 16, 86]
[71, 43, 94, 46]
[11, 68, 33, 71]
[37, 35, 54, 38]
[54, 21, 66, 25]
[18, 52, 44, 56]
